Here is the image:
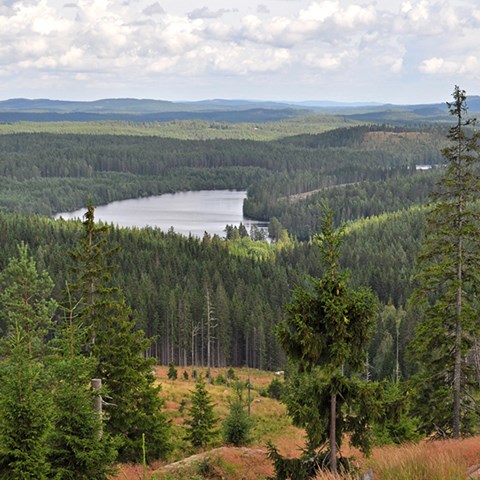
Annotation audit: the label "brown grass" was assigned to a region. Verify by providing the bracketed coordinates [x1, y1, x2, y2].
[364, 437, 480, 480]
[110, 367, 480, 480]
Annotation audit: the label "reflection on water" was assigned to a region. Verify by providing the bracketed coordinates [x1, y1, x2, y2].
[55, 190, 267, 238]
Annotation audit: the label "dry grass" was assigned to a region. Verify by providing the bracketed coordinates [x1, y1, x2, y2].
[364, 437, 480, 480]
[111, 367, 480, 480]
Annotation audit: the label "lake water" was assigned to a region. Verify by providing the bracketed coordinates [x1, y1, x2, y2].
[55, 190, 266, 238]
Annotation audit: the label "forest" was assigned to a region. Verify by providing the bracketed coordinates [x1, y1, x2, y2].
[0, 119, 445, 373]
[1, 90, 480, 478]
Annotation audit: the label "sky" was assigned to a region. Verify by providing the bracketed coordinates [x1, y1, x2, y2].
[0, 0, 479, 104]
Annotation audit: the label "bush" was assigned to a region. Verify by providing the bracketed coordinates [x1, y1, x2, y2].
[168, 362, 178, 381]
[266, 378, 285, 400]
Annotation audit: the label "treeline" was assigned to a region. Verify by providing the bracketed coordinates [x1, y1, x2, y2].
[0, 168, 265, 215]
[0, 125, 443, 219]
[248, 172, 437, 240]
[0, 205, 425, 381]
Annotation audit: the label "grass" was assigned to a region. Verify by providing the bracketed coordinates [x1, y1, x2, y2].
[112, 367, 480, 480]
[364, 438, 480, 480]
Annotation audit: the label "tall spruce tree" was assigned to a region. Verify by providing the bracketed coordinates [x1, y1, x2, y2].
[0, 244, 56, 480]
[410, 86, 480, 438]
[277, 209, 378, 474]
[68, 204, 171, 462]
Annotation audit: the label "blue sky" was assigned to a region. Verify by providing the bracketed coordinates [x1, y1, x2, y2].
[0, 0, 479, 104]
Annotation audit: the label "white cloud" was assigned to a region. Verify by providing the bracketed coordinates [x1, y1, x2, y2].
[0, 0, 479, 103]
[419, 55, 480, 75]
[334, 4, 376, 28]
[299, 1, 338, 22]
[304, 51, 348, 70]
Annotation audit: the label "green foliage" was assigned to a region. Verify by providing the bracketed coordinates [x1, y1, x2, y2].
[372, 381, 420, 446]
[0, 325, 53, 480]
[48, 352, 118, 480]
[214, 373, 226, 385]
[0, 243, 56, 348]
[68, 205, 171, 462]
[223, 383, 253, 446]
[185, 376, 218, 449]
[168, 362, 178, 381]
[266, 442, 355, 480]
[410, 86, 480, 438]
[265, 378, 285, 400]
[276, 209, 378, 472]
[0, 245, 56, 480]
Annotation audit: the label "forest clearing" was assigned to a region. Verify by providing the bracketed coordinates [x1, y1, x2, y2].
[112, 367, 480, 480]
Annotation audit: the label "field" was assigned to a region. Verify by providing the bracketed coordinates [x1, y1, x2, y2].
[111, 367, 480, 480]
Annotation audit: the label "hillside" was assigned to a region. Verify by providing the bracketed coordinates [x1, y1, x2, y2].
[111, 366, 480, 480]
[0, 96, 478, 124]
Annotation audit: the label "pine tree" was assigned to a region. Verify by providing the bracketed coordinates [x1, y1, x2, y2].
[185, 375, 217, 449]
[0, 244, 56, 480]
[68, 204, 171, 462]
[276, 209, 378, 474]
[410, 86, 480, 438]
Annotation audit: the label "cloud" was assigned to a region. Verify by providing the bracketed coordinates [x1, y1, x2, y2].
[142, 2, 164, 16]
[395, 0, 463, 35]
[304, 51, 348, 70]
[257, 4, 270, 14]
[419, 55, 480, 75]
[187, 7, 228, 20]
[1, 0, 480, 103]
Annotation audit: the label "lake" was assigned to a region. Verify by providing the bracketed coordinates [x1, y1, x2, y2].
[55, 190, 266, 238]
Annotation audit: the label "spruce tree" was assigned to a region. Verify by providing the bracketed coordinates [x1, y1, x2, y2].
[0, 244, 56, 480]
[410, 86, 480, 437]
[48, 294, 118, 480]
[223, 382, 253, 446]
[185, 375, 217, 449]
[68, 204, 171, 462]
[276, 209, 378, 474]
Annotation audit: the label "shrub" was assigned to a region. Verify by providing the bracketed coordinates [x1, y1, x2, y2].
[167, 362, 178, 381]
[266, 378, 285, 400]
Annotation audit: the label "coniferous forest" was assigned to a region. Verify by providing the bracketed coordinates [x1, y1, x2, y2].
[1, 89, 480, 477]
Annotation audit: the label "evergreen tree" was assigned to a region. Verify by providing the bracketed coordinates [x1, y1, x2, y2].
[0, 326, 52, 480]
[48, 294, 118, 480]
[68, 204, 171, 462]
[410, 86, 480, 438]
[223, 382, 253, 446]
[277, 209, 378, 474]
[168, 361, 178, 381]
[185, 375, 217, 449]
[0, 244, 56, 480]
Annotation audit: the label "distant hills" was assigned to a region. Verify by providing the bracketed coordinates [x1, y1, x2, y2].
[0, 96, 478, 124]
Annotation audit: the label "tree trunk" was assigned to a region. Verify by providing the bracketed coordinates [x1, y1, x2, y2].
[330, 391, 337, 474]
[453, 299, 462, 438]
[92, 378, 103, 439]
